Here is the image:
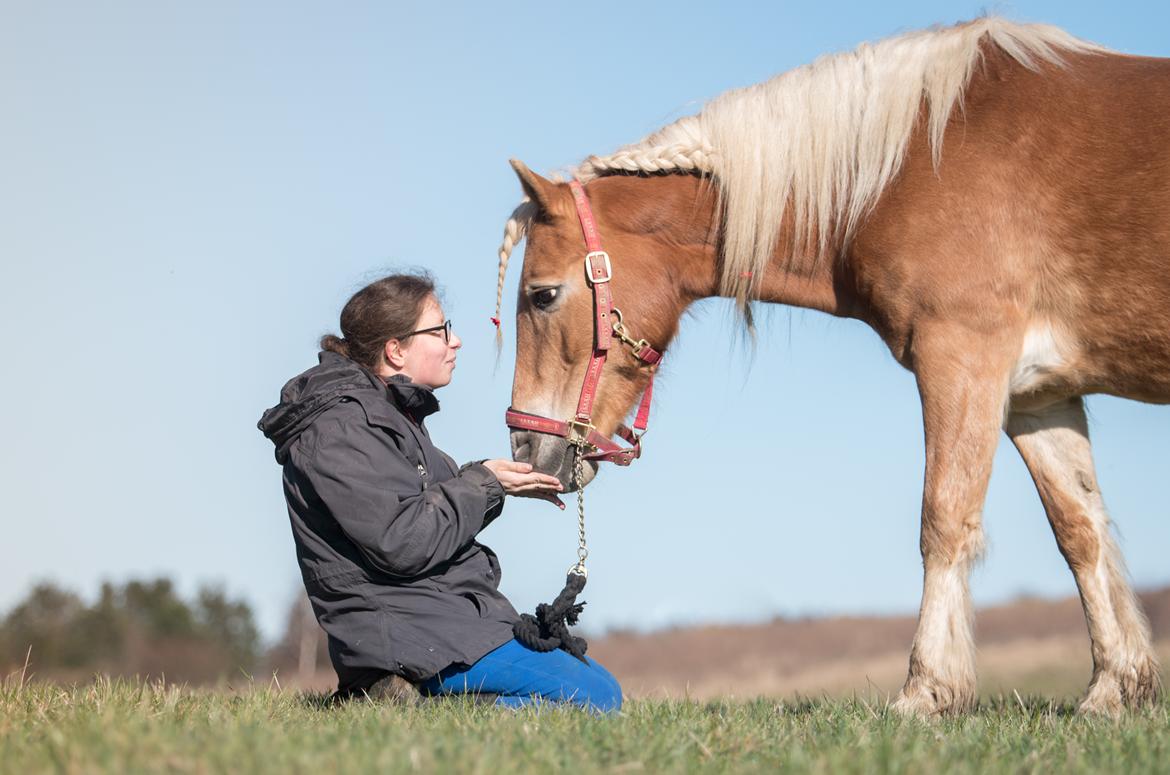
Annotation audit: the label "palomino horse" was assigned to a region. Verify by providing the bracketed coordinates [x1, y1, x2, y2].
[495, 18, 1168, 716]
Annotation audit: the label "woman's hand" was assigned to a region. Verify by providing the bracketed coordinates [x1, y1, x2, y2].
[481, 460, 565, 510]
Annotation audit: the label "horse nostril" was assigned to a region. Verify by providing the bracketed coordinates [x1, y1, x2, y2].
[513, 443, 532, 462]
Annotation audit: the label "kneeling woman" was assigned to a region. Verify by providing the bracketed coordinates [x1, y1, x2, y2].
[259, 273, 621, 711]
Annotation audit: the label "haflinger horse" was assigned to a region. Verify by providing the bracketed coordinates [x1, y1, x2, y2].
[494, 17, 1168, 716]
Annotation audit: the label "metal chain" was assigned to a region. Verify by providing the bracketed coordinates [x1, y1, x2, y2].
[570, 443, 589, 577]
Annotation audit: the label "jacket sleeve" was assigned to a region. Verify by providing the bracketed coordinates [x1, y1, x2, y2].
[300, 409, 505, 579]
[460, 459, 506, 528]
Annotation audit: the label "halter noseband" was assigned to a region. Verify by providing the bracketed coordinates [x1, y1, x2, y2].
[504, 180, 663, 466]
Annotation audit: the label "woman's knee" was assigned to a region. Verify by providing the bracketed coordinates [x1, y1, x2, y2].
[593, 679, 622, 713]
[579, 660, 622, 712]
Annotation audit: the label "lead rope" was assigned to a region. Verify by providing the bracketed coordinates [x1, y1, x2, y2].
[572, 448, 589, 574]
[512, 442, 591, 662]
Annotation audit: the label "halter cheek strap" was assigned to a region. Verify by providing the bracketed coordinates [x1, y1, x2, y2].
[504, 179, 662, 466]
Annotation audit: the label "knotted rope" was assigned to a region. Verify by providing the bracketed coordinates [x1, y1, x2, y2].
[512, 571, 588, 662]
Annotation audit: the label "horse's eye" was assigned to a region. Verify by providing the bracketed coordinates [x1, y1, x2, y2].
[532, 287, 559, 310]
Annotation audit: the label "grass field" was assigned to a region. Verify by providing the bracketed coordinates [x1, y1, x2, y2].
[2, 679, 1167, 774]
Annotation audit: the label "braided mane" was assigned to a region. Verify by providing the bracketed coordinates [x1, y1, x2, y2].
[494, 18, 1102, 331]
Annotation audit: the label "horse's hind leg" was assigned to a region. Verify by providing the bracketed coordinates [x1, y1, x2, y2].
[1007, 397, 1160, 715]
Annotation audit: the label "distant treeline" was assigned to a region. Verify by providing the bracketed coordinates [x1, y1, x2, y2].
[0, 578, 324, 684]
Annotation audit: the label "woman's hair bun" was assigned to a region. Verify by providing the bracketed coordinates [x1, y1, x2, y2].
[319, 333, 351, 358]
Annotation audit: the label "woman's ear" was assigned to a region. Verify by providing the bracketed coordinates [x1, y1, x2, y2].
[384, 339, 407, 370]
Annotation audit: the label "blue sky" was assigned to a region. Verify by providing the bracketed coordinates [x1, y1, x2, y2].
[1, 1, 1166, 644]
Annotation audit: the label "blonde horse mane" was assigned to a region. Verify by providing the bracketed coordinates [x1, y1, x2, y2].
[494, 17, 1105, 330]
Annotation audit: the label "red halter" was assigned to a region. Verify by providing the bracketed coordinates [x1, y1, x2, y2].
[504, 180, 663, 466]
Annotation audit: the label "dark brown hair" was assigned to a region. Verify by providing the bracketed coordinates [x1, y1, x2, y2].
[320, 272, 437, 370]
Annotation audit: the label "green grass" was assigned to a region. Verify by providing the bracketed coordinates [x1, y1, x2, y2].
[1, 678, 1167, 774]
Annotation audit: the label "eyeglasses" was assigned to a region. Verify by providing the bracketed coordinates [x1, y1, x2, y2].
[403, 319, 453, 344]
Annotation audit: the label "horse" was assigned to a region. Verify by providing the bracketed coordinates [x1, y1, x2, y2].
[493, 17, 1169, 716]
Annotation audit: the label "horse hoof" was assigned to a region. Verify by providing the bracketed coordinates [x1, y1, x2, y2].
[1079, 656, 1162, 716]
[892, 677, 976, 717]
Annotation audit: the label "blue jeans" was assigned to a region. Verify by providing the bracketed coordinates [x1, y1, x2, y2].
[420, 638, 622, 713]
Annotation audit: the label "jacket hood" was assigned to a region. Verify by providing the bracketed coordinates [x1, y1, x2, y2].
[257, 351, 439, 464]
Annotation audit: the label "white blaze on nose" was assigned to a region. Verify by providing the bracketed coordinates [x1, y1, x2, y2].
[1010, 321, 1075, 396]
[513, 394, 561, 422]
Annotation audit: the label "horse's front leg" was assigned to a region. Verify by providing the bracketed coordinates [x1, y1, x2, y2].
[892, 327, 1017, 717]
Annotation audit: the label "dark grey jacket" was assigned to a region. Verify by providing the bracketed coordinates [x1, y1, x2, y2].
[257, 352, 518, 686]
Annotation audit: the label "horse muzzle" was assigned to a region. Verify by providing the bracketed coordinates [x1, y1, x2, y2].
[509, 428, 598, 491]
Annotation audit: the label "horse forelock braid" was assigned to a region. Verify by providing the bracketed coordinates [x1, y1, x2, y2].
[495, 199, 538, 354]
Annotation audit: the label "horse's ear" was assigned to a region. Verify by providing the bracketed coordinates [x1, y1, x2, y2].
[510, 159, 558, 211]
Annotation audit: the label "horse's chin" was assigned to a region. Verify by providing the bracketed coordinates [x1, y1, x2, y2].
[510, 431, 598, 491]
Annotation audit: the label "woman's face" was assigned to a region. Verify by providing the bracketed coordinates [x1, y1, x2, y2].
[397, 296, 461, 389]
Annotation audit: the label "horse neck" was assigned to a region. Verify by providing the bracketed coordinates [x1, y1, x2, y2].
[630, 174, 851, 318]
[746, 254, 850, 316]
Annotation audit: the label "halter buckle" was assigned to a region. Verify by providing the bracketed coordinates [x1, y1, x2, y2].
[566, 419, 597, 448]
[584, 251, 612, 284]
